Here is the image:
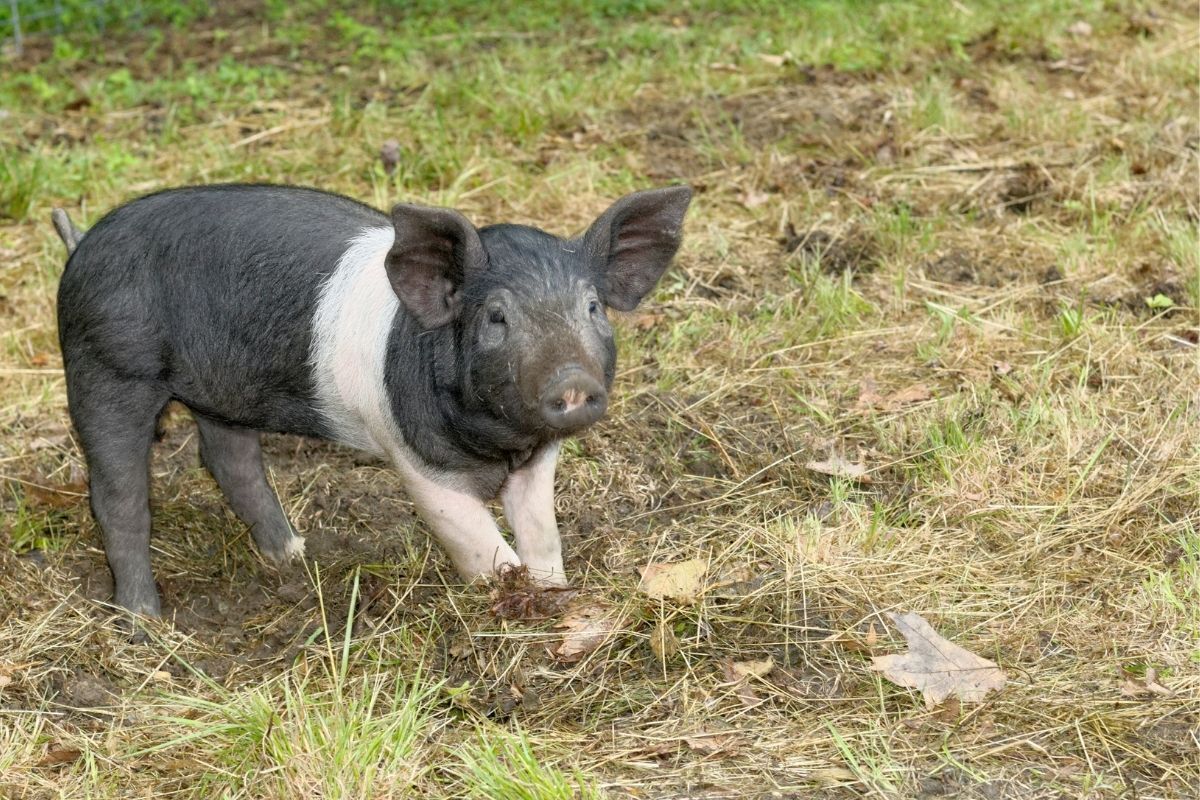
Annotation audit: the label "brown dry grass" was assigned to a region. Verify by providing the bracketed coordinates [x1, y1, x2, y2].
[1, 2, 1197, 798]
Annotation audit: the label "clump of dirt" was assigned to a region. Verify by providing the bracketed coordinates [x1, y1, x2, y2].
[999, 167, 1053, 215]
[782, 224, 878, 275]
[923, 250, 1022, 287]
[53, 669, 116, 709]
[489, 565, 577, 621]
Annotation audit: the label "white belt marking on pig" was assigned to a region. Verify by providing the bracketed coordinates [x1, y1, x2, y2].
[310, 226, 522, 577]
[311, 226, 403, 458]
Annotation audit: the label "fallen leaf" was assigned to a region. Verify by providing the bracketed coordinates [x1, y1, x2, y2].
[1120, 667, 1172, 699]
[627, 311, 665, 331]
[870, 611, 1006, 708]
[708, 62, 740, 72]
[638, 558, 707, 603]
[854, 381, 931, 412]
[27, 434, 70, 452]
[553, 600, 621, 663]
[805, 455, 871, 482]
[810, 766, 858, 786]
[649, 620, 678, 662]
[683, 731, 739, 755]
[720, 659, 764, 707]
[756, 53, 787, 67]
[23, 480, 88, 510]
[37, 745, 81, 767]
[739, 189, 770, 209]
[728, 657, 774, 679]
[992, 361, 1013, 376]
[1066, 20, 1093, 36]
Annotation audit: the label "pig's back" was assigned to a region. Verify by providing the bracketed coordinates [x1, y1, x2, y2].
[58, 184, 389, 436]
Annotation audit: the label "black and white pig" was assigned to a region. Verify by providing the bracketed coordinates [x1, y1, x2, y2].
[54, 183, 692, 619]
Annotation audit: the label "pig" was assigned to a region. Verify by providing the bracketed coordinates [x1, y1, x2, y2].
[53, 183, 692, 619]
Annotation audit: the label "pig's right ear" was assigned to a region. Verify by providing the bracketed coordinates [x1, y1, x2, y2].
[386, 204, 487, 328]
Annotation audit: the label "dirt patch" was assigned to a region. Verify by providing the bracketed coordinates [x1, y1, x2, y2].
[782, 225, 879, 276]
[923, 250, 1023, 287]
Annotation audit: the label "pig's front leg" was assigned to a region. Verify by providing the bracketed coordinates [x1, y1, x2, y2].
[501, 442, 567, 586]
[393, 454, 520, 580]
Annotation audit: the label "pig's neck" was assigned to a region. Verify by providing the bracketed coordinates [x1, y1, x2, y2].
[383, 318, 546, 497]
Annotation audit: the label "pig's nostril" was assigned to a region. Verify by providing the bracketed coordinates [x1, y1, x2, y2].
[553, 399, 567, 412]
[586, 394, 597, 405]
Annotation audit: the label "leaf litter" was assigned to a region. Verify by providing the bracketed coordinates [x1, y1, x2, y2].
[871, 612, 1007, 708]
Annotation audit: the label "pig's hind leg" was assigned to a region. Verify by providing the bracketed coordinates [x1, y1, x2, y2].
[67, 371, 168, 619]
[194, 415, 305, 563]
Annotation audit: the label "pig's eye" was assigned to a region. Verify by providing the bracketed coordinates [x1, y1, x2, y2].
[488, 308, 506, 325]
[587, 300, 600, 316]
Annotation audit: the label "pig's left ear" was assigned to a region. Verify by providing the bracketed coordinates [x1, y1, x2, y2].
[386, 204, 487, 328]
[581, 185, 692, 311]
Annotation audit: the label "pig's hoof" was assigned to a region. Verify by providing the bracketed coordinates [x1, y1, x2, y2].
[109, 604, 159, 644]
[262, 535, 306, 565]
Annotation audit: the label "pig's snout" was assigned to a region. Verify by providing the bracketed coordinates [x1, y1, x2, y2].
[540, 366, 607, 430]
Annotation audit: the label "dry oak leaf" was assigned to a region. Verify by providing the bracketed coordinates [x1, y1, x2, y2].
[37, 745, 82, 767]
[553, 600, 622, 663]
[638, 558, 707, 603]
[683, 730, 739, 755]
[871, 611, 1006, 708]
[805, 454, 871, 482]
[1120, 667, 1172, 699]
[854, 380, 931, 413]
[649, 619, 679, 662]
[728, 658, 774, 679]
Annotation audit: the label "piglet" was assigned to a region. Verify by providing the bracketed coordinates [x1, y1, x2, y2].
[54, 184, 691, 618]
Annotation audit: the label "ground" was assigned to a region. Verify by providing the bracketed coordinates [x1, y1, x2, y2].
[0, 1, 1197, 798]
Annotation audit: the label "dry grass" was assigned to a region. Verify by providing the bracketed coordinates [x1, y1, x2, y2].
[1, 1, 1197, 798]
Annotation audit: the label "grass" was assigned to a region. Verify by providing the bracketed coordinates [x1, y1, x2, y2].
[1, 0, 1198, 798]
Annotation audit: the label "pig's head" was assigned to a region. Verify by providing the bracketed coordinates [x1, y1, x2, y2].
[385, 186, 692, 440]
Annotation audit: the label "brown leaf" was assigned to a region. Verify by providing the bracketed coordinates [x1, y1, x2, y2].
[683, 731, 739, 755]
[627, 311, 665, 331]
[649, 620, 678, 662]
[756, 53, 787, 67]
[728, 657, 774, 679]
[37, 745, 81, 767]
[810, 766, 858, 786]
[739, 189, 770, 209]
[23, 480, 88, 510]
[805, 455, 871, 482]
[870, 611, 1006, 708]
[638, 558, 707, 602]
[720, 659, 764, 708]
[854, 381, 931, 412]
[27, 434, 71, 452]
[552, 600, 621, 663]
[1120, 667, 1172, 699]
